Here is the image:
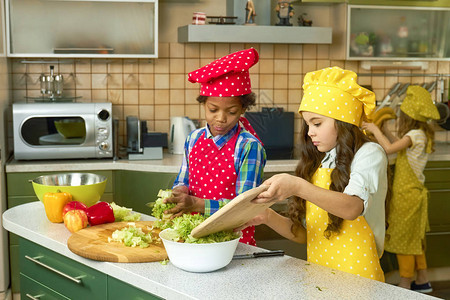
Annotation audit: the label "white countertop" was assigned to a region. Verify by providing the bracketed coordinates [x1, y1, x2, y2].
[3, 202, 437, 300]
[5, 143, 450, 174]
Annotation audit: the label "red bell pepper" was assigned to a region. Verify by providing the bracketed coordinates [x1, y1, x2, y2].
[86, 202, 115, 226]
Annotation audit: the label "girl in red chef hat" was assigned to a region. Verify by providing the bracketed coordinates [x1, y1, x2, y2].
[163, 48, 266, 246]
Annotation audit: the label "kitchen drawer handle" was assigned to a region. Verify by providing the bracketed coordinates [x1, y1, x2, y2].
[26, 294, 44, 300]
[25, 255, 82, 284]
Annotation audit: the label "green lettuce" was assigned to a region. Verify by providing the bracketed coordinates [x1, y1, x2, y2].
[111, 202, 141, 222]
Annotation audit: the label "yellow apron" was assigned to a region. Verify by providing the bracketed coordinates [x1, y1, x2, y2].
[384, 150, 429, 255]
[307, 168, 385, 282]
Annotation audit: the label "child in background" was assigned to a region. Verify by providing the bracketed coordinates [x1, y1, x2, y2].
[362, 85, 439, 292]
[238, 67, 388, 281]
[164, 48, 266, 246]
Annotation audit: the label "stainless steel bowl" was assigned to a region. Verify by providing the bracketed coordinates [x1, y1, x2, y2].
[31, 173, 107, 207]
[32, 173, 106, 186]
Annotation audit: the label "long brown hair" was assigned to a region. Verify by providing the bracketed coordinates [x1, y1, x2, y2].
[397, 110, 436, 153]
[289, 118, 372, 238]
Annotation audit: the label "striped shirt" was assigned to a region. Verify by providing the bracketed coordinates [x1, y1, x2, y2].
[173, 124, 266, 216]
[405, 129, 429, 184]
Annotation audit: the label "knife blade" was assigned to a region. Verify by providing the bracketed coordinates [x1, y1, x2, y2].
[376, 82, 402, 112]
[232, 250, 285, 260]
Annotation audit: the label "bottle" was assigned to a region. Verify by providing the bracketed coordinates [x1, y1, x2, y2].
[396, 16, 408, 57]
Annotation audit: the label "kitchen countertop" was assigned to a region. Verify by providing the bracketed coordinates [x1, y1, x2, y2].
[5, 143, 450, 174]
[3, 201, 437, 300]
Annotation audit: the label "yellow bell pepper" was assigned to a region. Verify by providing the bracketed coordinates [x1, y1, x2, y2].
[42, 191, 73, 223]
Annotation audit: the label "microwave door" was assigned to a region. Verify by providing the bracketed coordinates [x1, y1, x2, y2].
[21, 116, 87, 146]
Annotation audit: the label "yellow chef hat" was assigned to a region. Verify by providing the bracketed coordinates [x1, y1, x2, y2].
[299, 67, 375, 126]
[400, 85, 440, 122]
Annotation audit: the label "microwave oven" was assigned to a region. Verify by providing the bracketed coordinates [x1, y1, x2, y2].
[13, 102, 113, 160]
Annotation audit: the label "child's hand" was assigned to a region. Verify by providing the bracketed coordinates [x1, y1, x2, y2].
[362, 121, 379, 134]
[234, 209, 270, 232]
[253, 173, 301, 204]
[163, 189, 201, 218]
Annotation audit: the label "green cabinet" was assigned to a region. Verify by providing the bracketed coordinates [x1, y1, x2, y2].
[19, 238, 161, 300]
[20, 238, 107, 299]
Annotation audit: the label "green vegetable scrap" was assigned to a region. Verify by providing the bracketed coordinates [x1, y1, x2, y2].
[148, 189, 176, 229]
[108, 223, 153, 248]
[110, 202, 141, 222]
[160, 259, 169, 265]
[165, 214, 240, 244]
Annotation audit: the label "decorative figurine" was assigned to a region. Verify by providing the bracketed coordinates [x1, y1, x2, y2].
[298, 13, 312, 27]
[275, 0, 294, 26]
[245, 0, 256, 25]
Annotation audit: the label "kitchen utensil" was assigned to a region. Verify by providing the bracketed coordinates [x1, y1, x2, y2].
[159, 228, 240, 272]
[426, 81, 437, 93]
[54, 73, 64, 95]
[376, 82, 402, 111]
[191, 185, 271, 238]
[30, 173, 107, 207]
[168, 116, 197, 154]
[67, 221, 168, 263]
[232, 250, 285, 259]
[436, 79, 449, 126]
[390, 83, 410, 115]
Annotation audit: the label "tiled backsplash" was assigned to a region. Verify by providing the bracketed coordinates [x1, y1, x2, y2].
[10, 43, 450, 150]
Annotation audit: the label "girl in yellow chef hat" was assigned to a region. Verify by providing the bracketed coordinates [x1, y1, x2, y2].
[237, 67, 389, 282]
[362, 85, 439, 292]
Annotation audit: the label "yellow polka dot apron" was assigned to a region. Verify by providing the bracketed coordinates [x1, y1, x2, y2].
[384, 149, 429, 255]
[307, 167, 385, 282]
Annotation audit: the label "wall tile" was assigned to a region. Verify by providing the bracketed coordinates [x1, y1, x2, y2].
[185, 43, 200, 58]
[123, 105, 139, 118]
[170, 43, 185, 58]
[288, 74, 302, 89]
[288, 59, 302, 74]
[139, 90, 155, 105]
[170, 89, 185, 104]
[76, 89, 92, 100]
[123, 61, 139, 74]
[170, 58, 185, 74]
[185, 104, 200, 119]
[155, 74, 170, 89]
[139, 59, 154, 73]
[124, 90, 139, 105]
[170, 104, 185, 117]
[260, 74, 274, 89]
[107, 61, 123, 74]
[302, 60, 317, 74]
[12, 59, 26, 73]
[274, 74, 288, 89]
[274, 59, 288, 74]
[107, 74, 123, 89]
[124, 74, 139, 89]
[303, 45, 316, 59]
[159, 43, 170, 58]
[185, 89, 199, 105]
[139, 105, 154, 120]
[154, 105, 170, 119]
[288, 88, 302, 104]
[154, 90, 170, 104]
[154, 59, 170, 73]
[92, 89, 108, 101]
[185, 59, 200, 74]
[215, 44, 230, 58]
[259, 59, 274, 74]
[259, 44, 274, 59]
[108, 90, 123, 105]
[92, 60, 108, 73]
[75, 74, 92, 89]
[274, 44, 288, 59]
[139, 74, 154, 89]
[273, 89, 288, 104]
[155, 120, 170, 132]
[170, 74, 185, 89]
[317, 45, 329, 59]
[200, 44, 215, 58]
[288, 45, 302, 59]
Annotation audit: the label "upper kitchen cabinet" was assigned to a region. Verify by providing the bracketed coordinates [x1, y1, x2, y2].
[331, 4, 450, 61]
[6, 0, 158, 58]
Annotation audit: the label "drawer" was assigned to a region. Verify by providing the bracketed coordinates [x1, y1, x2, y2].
[21, 274, 69, 300]
[107, 276, 162, 300]
[19, 238, 107, 299]
[428, 189, 450, 232]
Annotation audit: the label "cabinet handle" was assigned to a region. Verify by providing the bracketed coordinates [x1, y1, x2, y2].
[26, 294, 44, 300]
[25, 255, 82, 284]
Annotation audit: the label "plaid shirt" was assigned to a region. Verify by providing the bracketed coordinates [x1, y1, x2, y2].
[173, 124, 266, 216]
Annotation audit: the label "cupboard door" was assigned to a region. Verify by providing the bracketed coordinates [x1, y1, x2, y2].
[21, 274, 70, 300]
[7, 0, 158, 58]
[20, 238, 107, 299]
[107, 276, 162, 300]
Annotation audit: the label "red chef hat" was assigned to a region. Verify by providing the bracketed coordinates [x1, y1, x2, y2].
[188, 48, 259, 97]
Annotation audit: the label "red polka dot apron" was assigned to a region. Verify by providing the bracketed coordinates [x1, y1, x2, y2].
[188, 128, 256, 246]
[306, 167, 385, 282]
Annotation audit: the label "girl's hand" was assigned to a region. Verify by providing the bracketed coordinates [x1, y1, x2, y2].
[361, 121, 379, 134]
[252, 173, 302, 204]
[163, 188, 203, 218]
[234, 209, 270, 232]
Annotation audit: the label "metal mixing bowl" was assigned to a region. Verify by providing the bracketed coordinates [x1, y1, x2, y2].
[31, 173, 107, 207]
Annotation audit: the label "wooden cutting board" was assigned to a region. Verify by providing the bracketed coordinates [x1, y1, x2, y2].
[191, 185, 273, 238]
[67, 221, 168, 263]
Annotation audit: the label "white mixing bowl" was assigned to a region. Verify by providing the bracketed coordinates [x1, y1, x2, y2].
[159, 229, 241, 273]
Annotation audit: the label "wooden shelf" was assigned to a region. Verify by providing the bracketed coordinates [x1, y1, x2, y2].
[177, 25, 332, 44]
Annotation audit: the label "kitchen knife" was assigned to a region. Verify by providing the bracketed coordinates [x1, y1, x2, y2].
[376, 82, 402, 112]
[427, 80, 437, 93]
[232, 250, 285, 260]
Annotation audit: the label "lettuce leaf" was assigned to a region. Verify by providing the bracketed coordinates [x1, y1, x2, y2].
[111, 202, 141, 222]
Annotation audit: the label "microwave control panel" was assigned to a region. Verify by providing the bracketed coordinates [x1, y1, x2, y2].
[95, 104, 113, 158]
